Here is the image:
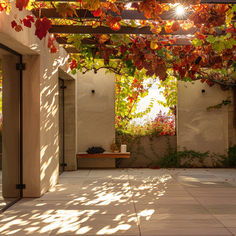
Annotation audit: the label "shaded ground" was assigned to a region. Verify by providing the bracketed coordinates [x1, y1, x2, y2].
[0, 168, 236, 235]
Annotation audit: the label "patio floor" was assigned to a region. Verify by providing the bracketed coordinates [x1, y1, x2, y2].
[0, 168, 236, 235]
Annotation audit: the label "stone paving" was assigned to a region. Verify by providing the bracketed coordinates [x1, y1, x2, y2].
[0, 168, 236, 235]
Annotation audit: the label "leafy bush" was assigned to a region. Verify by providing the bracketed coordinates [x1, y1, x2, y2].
[156, 149, 209, 168]
[225, 145, 236, 167]
[118, 111, 175, 137]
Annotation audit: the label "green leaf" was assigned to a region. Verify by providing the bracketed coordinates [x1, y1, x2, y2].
[192, 38, 203, 47]
[206, 35, 216, 43]
[232, 4, 236, 12]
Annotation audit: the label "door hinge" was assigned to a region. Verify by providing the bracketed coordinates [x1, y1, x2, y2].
[60, 163, 67, 167]
[16, 63, 26, 71]
[16, 184, 26, 190]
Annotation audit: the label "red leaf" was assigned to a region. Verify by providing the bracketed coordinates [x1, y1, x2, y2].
[11, 20, 23, 32]
[50, 46, 57, 53]
[11, 20, 17, 28]
[23, 15, 34, 28]
[48, 36, 55, 48]
[92, 8, 102, 17]
[206, 80, 214, 87]
[70, 59, 77, 70]
[35, 17, 51, 40]
[15, 25, 23, 32]
[16, 0, 29, 11]
[48, 36, 57, 53]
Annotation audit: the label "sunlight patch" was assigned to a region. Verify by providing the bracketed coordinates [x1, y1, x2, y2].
[96, 224, 131, 235]
[76, 226, 92, 234]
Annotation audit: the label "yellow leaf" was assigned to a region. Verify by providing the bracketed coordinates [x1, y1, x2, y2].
[56, 3, 78, 18]
[182, 20, 194, 31]
[91, 21, 100, 28]
[166, 52, 172, 60]
[226, 9, 234, 26]
[150, 24, 162, 34]
[150, 41, 158, 50]
[26, 0, 35, 11]
[82, 0, 100, 11]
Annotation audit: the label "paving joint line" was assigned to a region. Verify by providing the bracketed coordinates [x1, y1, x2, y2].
[127, 170, 142, 236]
[173, 173, 235, 236]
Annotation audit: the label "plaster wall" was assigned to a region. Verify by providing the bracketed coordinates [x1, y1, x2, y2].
[77, 70, 115, 168]
[0, 7, 75, 196]
[117, 136, 177, 168]
[177, 81, 231, 155]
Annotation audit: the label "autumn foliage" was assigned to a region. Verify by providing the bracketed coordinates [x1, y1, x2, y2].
[119, 112, 175, 137]
[1, 0, 236, 86]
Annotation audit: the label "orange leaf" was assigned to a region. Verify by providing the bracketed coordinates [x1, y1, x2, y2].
[171, 21, 180, 32]
[139, 0, 155, 19]
[56, 3, 77, 18]
[182, 21, 194, 31]
[98, 34, 110, 44]
[165, 22, 173, 34]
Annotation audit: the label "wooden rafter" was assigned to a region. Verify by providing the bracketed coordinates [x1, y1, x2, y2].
[57, 36, 192, 45]
[35, 0, 236, 3]
[32, 8, 191, 20]
[50, 25, 228, 35]
[50, 25, 199, 34]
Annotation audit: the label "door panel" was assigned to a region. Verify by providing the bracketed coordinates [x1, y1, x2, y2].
[59, 78, 65, 174]
[0, 45, 21, 210]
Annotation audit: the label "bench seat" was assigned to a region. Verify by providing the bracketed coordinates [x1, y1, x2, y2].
[76, 152, 130, 159]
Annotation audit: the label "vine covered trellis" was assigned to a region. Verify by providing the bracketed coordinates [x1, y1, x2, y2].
[0, 0, 236, 87]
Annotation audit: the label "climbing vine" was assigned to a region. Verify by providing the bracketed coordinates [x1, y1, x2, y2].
[0, 0, 236, 86]
[115, 70, 154, 130]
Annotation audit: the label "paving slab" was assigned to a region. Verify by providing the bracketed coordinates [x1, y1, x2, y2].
[0, 168, 235, 235]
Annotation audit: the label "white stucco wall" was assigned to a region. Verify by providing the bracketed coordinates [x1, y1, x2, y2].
[177, 81, 232, 155]
[0, 6, 75, 196]
[77, 70, 115, 153]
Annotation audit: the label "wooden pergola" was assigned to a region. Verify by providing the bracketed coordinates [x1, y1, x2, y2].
[32, 0, 236, 54]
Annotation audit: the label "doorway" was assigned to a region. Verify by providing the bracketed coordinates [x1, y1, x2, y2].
[0, 43, 23, 211]
[58, 70, 77, 172]
[59, 78, 66, 174]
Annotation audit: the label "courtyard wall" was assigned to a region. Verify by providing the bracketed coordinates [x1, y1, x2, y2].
[177, 81, 236, 155]
[0, 6, 75, 197]
[76, 70, 116, 168]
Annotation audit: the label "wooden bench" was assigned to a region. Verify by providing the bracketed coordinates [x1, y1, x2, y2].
[76, 152, 130, 159]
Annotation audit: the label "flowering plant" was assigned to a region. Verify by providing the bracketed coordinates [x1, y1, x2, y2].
[118, 111, 175, 137]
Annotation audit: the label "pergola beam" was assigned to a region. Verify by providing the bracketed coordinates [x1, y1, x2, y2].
[63, 38, 192, 54]
[50, 25, 198, 35]
[35, 0, 236, 3]
[32, 9, 190, 20]
[57, 36, 192, 45]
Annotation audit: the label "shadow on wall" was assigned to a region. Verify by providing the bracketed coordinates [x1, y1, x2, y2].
[40, 56, 69, 194]
[0, 172, 174, 235]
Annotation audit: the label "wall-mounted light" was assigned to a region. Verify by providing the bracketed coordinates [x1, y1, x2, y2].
[91, 90, 95, 94]
[201, 89, 206, 94]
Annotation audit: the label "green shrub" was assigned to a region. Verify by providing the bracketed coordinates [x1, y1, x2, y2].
[226, 145, 236, 167]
